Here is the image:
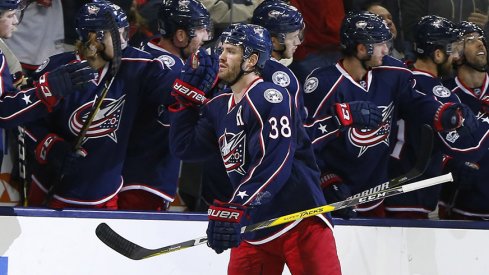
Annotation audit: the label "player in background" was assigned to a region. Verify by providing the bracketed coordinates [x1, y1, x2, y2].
[23, 1, 174, 209]
[169, 23, 341, 274]
[385, 15, 482, 219]
[439, 21, 489, 220]
[196, 0, 307, 210]
[302, 11, 477, 218]
[118, 0, 211, 211]
[0, 0, 95, 130]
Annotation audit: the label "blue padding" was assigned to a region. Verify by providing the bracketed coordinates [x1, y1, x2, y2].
[0, 257, 8, 275]
[1, 206, 488, 230]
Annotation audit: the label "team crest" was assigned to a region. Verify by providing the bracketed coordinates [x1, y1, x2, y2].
[87, 4, 100, 15]
[432, 85, 451, 98]
[356, 21, 368, 29]
[264, 89, 283, 103]
[219, 130, 246, 175]
[157, 55, 176, 68]
[348, 102, 394, 157]
[69, 94, 126, 144]
[268, 10, 282, 19]
[178, 0, 190, 9]
[272, 71, 290, 87]
[444, 130, 460, 143]
[35, 58, 50, 73]
[304, 77, 319, 93]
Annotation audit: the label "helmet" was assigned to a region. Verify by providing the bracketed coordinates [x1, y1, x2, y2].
[0, 0, 25, 10]
[414, 15, 460, 56]
[458, 21, 486, 44]
[251, 0, 304, 42]
[340, 11, 392, 55]
[158, 0, 211, 39]
[218, 23, 272, 70]
[75, 1, 129, 42]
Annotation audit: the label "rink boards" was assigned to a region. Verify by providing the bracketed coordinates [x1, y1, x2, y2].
[0, 207, 488, 275]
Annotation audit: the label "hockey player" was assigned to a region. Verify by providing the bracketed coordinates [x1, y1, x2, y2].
[170, 23, 341, 274]
[302, 11, 477, 218]
[197, 0, 307, 210]
[385, 15, 481, 219]
[24, 1, 174, 209]
[439, 21, 489, 220]
[118, 0, 211, 211]
[0, 0, 95, 129]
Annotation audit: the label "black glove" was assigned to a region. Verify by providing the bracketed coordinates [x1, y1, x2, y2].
[206, 200, 250, 254]
[334, 101, 382, 129]
[434, 103, 479, 132]
[35, 134, 87, 177]
[172, 48, 219, 107]
[35, 61, 97, 110]
[320, 173, 357, 219]
[445, 160, 479, 191]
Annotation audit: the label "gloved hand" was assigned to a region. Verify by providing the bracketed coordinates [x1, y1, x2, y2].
[320, 173, 357, 219]
[35, 61, 97, 111]
[445, 160, 479, 191]
[434, 102, 479, 132]
[35, 134, 87, 177]
[172, 48, 219, 107]
[333, 101, 382, 129]
[206, 200, 249, 254]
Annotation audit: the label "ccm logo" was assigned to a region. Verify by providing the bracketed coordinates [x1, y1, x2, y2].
[208, 209, 241, 220]
[358, 192, 386, 203]
[173, 82, 206, 103]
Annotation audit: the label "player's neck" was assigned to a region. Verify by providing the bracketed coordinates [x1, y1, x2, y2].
[413, 59, 438, 77]
[342, 57, 367, 81]
[458, 65, 486, 88]
[231, 73, 260, 104]
[158, 38, 183, 60]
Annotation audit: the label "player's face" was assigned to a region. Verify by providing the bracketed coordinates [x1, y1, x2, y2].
[184, 27, 210, 58]
[102, 31, 115, 59]
[365, 41, 389, 67]
[368, 5, 397, 39]
[218, 43, 243, 84]
[282, 29, 303, 58]
[0, 10, 19, 39]
[462, 32, 487, 68]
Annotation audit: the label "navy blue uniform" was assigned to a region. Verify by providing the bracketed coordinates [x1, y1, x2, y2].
[438, 74, 489, 219]
[171, 78, 332, 242]
[119, 39, 182, 205]
[303, 56, 443, 213]
[24, 46, 170, 206]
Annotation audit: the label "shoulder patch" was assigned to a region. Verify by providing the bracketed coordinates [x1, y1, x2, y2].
[304, 77, 319, 93]
[157, 55, 176, 69]
[432, 85, 451, 98]
[264, 89, 283, 103]
[35, 58, 50, 73]
[272, 71, 290, 87]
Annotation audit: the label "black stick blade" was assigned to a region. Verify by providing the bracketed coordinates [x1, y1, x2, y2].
[96, 223, 147, 260]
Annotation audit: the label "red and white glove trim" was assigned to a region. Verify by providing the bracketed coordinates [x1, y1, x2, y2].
[334, 103, 353, 127]
[35, 73, 59, 112]
[35, 134, 64, 164]
[433, 102, 462, 132]
[320, 172, 343, 189]
[172, 78, 208, 105]
[208, 200, 246, 223]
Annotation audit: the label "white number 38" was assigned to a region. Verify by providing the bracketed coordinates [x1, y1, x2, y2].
[269, 116, 291, 139]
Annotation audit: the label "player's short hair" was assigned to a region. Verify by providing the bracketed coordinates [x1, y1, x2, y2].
[217, 23, 272, 72]
[158, 0, 212, 40]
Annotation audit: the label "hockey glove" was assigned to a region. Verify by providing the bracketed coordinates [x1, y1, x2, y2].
[445, 159, 479, 191]
[334, 101, 382, 129]
[171, 48, 219, 107]
[433, 103, 478, 132]
[320, 173, 357, 219]
[206, 200, 249, 254]
[35, 134, 87, 177]
[35, 61, 97, 111]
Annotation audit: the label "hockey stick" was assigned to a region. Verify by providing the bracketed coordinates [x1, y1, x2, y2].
[43, 11, 122, 205]
[17, 126, 28, 206]
[95, 172, 453, 260]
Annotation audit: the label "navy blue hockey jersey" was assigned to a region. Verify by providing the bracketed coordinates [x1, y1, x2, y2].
[171, 78, 332, 242]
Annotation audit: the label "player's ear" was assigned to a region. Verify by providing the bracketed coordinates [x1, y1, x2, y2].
[173, 29, 188, 47]
[246, 53, 258, 70]
[356, 43, 367, 56]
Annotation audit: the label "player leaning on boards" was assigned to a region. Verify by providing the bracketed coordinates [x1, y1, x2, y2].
[0, 0, 95, 129]
[302, 11, 478, 218]
[118, 0, 211, 211]
[169, 24, 341, 274]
